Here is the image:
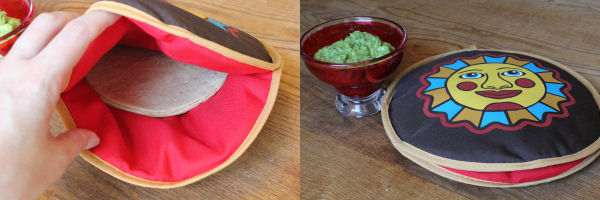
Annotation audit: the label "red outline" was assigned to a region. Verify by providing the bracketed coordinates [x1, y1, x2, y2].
[226, 27, 240, 39]
[415, 53, 576, 134]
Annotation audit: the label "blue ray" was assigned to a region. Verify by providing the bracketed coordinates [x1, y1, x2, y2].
[207, 18, 228, 31]
[527, 102, 557, 120]
[522, 62, 549, 73]
[442, 60, 468, 70]
[483, 56, 507, 63]
[545, 83, 566, 98]
[480, 111, 509, 127]
[425, 78, 447, 91]
[432, 100, 463, 120]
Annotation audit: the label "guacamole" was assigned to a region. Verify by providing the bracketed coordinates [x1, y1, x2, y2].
[0, 11, 21, 39]
[314, 31, 394, 63]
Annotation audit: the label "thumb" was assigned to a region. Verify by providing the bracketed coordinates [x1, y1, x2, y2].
[54, 128, 100, 157]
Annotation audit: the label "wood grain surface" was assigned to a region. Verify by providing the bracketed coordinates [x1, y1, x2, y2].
[301, 0, 600, 199]
[41, 0, 299, 199]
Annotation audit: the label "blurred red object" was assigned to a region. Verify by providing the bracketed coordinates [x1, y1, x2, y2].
[0, 0, 34, 56]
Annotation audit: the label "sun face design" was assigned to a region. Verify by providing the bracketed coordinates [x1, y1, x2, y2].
[417, 54, 575, 134]
[446, 63, 546, 111]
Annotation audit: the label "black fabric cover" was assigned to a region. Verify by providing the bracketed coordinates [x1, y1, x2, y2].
[389, 50, 600, 163]
[106, 0, 273, 62]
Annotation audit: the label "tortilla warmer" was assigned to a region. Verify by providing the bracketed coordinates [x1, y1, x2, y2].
[383, 49, 600, 187]
[55, 0, 282, 188]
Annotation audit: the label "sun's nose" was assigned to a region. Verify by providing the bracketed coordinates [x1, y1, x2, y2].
[482, 73, 512, 89]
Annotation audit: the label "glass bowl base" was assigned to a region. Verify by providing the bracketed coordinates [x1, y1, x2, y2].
[335, 87, 385, 118]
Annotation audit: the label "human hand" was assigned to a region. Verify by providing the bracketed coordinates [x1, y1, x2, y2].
[0, 11, 118, 199]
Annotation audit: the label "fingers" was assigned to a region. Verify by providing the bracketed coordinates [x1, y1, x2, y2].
[7, 11, 79, 59]
[53, 128, 99, 159]
[35, 10, 119, 90]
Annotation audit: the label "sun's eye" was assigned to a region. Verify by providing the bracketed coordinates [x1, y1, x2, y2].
[459, 72, 483, 79]
[502, 70, 524, 77]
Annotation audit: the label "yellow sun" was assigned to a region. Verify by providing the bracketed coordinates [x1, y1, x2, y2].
[421, 55, 569, 129]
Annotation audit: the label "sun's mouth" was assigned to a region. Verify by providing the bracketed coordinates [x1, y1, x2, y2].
[475, 90, 522, 99]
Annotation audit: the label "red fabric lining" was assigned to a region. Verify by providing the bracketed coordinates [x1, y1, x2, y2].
[65, 18, 130, 91]
[61, 17, 273, 181]
[441, 157, 586, 183]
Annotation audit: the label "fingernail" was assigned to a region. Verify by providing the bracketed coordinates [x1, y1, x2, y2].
[85, 134, 100, 150]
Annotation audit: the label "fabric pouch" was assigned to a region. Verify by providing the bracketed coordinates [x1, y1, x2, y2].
[56, 0, 282, 188]
[382, 49, 600, 187]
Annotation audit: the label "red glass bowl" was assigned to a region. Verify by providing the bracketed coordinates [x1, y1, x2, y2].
[301, 16, 407, 117]
[0, 0, 34, 56]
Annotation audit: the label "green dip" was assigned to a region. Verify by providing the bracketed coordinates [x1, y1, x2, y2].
[0, 11, 21, 39]
[314, 31, 394, 63]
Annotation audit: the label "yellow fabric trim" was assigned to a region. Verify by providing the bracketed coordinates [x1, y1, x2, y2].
[399, 143, 600, 187]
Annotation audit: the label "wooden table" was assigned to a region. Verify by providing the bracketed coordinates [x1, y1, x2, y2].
[301, 0, 600, 199]
[42, 0, 299, 199]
